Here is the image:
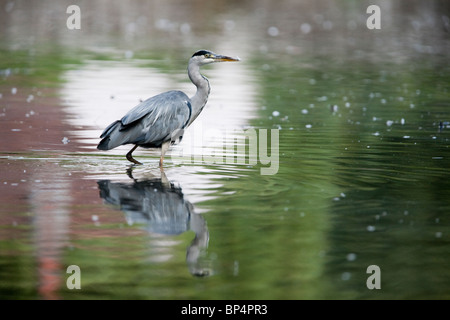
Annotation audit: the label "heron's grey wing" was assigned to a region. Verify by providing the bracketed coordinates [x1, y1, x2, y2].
[121, 90, 189, 126]
[121, 90, 192, 146]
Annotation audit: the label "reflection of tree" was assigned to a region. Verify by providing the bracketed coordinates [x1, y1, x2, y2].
[97, 170, 210, 277]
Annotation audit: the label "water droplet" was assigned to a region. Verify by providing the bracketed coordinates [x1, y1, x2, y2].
[386, 120, 394, 127]
[180, 23, 191, 35]
[233, 260, 239, 276]
[300, 23, 312, 34]
[301, 109, 308, 114]
[224, 20, 235, 32]
[341, 272, 351, 281]
[124, 50, 134, 59]
[346, 253, 357, 261]
[367, 225, 376, 232]
[323, 20, 333, 30]
[272, 111, 280, 117]
[11, 87, 17, 95]
[305, 124, 312, 129]
[267, 26, 279, 37]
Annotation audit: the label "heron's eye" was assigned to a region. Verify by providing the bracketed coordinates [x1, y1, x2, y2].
[204, 53, 211, 58]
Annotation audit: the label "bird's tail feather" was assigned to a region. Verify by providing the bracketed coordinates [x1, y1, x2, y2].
[97, 137, 113, 150]
[97, 120, 127, 150]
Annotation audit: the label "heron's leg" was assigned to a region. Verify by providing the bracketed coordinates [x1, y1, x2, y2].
[126, 145, 143, 165]
[160, 167, 171, 187]
[126, 166, 137, 180]
[159, 141, 170, 167]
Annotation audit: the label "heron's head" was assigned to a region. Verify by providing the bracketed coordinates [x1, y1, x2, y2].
[190, 50, 240, 66]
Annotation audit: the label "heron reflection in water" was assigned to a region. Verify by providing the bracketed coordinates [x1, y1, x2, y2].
[97, 170, 210, 277]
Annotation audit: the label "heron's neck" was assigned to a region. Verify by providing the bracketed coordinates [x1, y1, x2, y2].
[188, 62, 210, 126]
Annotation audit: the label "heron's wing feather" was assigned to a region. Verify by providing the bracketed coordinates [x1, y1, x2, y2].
[142, 102, 190, 144]
[120, 90, 192, 146]
[121, 91, 189, 126]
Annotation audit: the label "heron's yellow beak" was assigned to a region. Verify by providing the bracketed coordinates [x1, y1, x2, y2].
[214, 54, 240, 62]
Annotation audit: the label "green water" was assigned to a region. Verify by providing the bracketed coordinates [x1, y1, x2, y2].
[1, 0, 449, 300]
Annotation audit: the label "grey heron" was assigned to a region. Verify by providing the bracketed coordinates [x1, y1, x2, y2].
[97, 50, 240, 166]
